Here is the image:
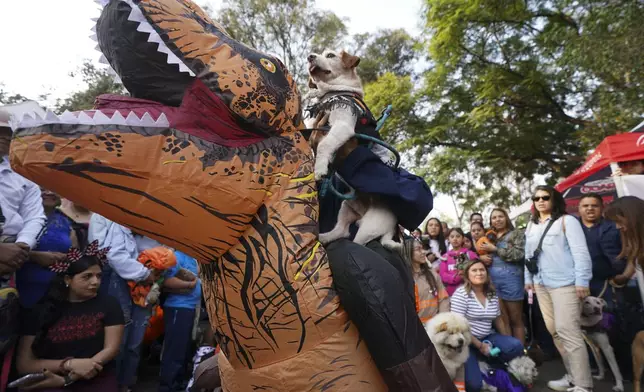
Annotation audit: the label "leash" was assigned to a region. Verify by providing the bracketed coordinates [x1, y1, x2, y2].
[301, 107, 400, 201]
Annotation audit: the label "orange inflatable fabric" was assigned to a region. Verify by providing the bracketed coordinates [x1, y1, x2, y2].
[8, 0, 386, 390]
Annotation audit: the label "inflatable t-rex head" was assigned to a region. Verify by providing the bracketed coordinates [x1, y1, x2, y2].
[9, 0, 386, 390]
[12, 0, 304, 260]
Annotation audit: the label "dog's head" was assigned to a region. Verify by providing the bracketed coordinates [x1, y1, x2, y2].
[426, 312, 472, 358]
[507, 356, 538, 387]
[582, 296, 606, 316]
[580, 296, 605, 327]
[307, 49, 361, 88]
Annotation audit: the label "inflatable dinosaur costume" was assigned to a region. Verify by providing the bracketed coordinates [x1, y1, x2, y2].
[9, 1, 453, 390]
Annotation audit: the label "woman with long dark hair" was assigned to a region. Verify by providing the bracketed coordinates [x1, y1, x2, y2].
[524, 185, 592, 392]
[16, 188, 78, 308]
[478, 208, 526, 345]
[16, 244, 124, 391]
[423, 218, 448, 270]
[400, 238, 449, 323]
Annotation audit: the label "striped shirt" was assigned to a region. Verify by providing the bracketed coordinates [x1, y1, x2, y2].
[450, 286, 501, 339]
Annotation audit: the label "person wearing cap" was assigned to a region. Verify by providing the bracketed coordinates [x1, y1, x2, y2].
[0, 103, 46, 274]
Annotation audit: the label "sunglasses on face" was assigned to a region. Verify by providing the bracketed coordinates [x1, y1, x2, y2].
[532, 195, 551, 202]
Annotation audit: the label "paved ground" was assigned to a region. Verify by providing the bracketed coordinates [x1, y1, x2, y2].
[136, 357, 632, 391]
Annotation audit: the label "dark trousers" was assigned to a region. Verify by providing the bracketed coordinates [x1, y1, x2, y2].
[326, 239, 456, 392]
[159, 307, 195, 392]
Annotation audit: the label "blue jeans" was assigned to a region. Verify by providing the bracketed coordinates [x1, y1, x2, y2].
[106, 270, 151, 387]
[464, 333, 524, 392]
[159, 307, 196, 392]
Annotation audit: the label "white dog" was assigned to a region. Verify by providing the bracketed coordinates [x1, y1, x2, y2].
[478, 356, 538, 391]
[425, 312, 472, 380]
[305, 49, 400, 250]
[580, 296, 624, 392]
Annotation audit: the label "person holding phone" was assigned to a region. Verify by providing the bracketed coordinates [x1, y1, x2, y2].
[15, 243, 124, 391]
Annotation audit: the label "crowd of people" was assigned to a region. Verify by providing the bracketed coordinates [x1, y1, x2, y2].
[407, 186, 644, 392]
[1, 98, 644, 392]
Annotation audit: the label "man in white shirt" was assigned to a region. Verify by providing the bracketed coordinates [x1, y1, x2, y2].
[0, 104, 46, 273]
[0, 103, 46, 390]
[88, 214, 160, 390]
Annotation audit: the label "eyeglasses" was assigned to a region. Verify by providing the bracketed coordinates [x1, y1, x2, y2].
[532, 195, 551, 202]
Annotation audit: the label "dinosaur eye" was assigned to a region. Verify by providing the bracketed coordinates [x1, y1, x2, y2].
[325, 53, 336, 58]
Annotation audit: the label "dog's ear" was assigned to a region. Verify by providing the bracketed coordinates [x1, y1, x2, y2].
[600, 298, 607, 308]
[308, 77, 317, 89]
[341, 51, 360, 69]
[436, 322, 448, 333]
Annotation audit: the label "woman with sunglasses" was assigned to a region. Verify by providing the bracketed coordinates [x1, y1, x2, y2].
[524, 185, 593, 392]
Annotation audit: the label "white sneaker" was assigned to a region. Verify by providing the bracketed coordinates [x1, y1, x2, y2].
[567, 387, 592, 392]
[548, 374, 573, 391]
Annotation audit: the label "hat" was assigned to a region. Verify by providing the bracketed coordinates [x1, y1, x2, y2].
[0, 101, 46, 129]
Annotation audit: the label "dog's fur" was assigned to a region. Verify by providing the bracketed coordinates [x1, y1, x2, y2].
[580, 296, 624, 392]
[425, 312, 472, 379]
[306, 49, 400, 250]
[478, 356, 538, 391]
[633, 330, 644, 392]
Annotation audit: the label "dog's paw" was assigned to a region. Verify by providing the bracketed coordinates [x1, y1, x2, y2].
[612, 385, 624, 392]
[593, 374, 604, 381]
[319, 232, 333, 244]
[314, 164, 329, 181]
[382, 240, 402, 251]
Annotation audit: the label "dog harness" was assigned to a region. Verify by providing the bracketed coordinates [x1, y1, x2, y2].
[306, 91, 380, 141]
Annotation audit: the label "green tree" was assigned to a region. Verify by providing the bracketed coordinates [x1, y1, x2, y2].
[351, 29, 419, 84]
[56, 61, 124, 112]
[218, 0, 347, 87]
[410, 0, 644, 209]
[0, 85, 29, 105]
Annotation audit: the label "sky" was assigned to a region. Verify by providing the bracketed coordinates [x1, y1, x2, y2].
[0, 0, 458, 225]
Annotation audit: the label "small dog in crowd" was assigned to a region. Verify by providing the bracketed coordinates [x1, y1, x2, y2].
[580, 296, 624, 392]
[633, 330, 644, 392]
[479, 356, 538, 392]
[425, 312, 472, 380]
[305, 49, 400, 249]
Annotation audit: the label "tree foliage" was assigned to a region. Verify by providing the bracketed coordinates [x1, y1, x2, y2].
[413, 0, 644, 218]
[55, 61, 124, 112]
[0, 86, 29, 105]
[218, 0, 347, 87]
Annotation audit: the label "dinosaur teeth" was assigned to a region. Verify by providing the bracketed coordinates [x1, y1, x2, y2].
[92, 110, 111, 125]
[59, 111, 79, 124]
[44, 110, 59, 123]
[78, 111, 94, 124]
[12, 109, 171, 130]
[125, 111, 141, 126]
[122, 0, 195, 77]
[99, 55, 109, 65]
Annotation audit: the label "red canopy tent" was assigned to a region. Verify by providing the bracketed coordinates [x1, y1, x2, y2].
[555, 132, 644, 213]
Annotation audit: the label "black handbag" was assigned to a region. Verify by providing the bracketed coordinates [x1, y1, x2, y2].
[525, 219, 555, 275]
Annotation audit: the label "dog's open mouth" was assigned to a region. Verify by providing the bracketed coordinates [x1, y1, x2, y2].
[446, 343, 464, 351]
[309, 65, 331, 75]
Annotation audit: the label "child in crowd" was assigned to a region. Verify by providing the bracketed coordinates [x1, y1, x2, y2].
[439, 228, 478, 296]
[159, 250, 200, 392]
[463, 232, 476, 253]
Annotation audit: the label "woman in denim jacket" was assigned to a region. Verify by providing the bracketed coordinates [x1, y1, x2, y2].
[524, 185, 593, 392]
[478, 208, 526, 345]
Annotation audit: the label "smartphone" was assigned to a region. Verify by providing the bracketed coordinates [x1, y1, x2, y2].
[8, 373, 46, 388]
